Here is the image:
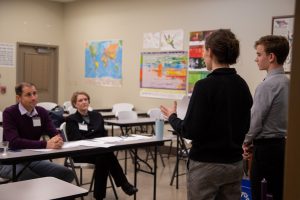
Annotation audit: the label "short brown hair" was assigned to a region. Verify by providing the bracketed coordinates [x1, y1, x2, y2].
[255, 35, 289, 65]
[205, 29, 239, 65]
[15, 82, 36, 96]
[70, 91, 90, 108]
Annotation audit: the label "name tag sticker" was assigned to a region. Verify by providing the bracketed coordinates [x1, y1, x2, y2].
[79, 123, 88, 131]
[32, 117, 41, 127]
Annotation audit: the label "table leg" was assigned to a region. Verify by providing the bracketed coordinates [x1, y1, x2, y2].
[120, 126, 128, 174]
[12, 164, 16, 182]
[134, 148, 137, 200]
[125, 149, 127, 174]
[153, 145, 157, 200]
[176, 134, 179, 189]
[11, 162, 42, 183]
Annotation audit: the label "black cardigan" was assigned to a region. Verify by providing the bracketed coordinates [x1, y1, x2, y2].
[66, 110, 107, 141]
[169, 68, 253, 163]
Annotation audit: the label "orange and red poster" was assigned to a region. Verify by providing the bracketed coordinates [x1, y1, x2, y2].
[140, 51, 188, 99]
[188, 30, 216, 94]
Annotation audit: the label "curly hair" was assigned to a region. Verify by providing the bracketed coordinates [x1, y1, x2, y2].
[205, 29, 240, 65]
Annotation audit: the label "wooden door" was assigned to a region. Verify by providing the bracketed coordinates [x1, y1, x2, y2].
[17, 43, 58, 103]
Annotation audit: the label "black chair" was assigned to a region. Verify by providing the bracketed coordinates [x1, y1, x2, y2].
[170, 130, 190, 189]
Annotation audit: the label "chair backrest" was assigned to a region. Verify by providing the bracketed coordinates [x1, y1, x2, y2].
[67, 106, 77, 114]
[172, 129, 190, 157]
[116, 110, 138, 120]
[0, 127, 3, 142]
[147, 108, 162, 119]
[177, 95, 190, 120]
[112, 103, 134, 115]
[59, 122, 68, 142]
[66, 106, 92, 115]
[63, 101, 72, 111]
[178, 134, 190, 157]
[37, 102, 58, 111]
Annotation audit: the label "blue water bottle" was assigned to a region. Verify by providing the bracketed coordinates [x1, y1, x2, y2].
[155, 119, 164, 140]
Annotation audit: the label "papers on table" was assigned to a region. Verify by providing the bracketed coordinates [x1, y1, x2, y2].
[61, 134, 152, 149]
[119, 134, 151, 141]
[92, 137, 123, 143]
[29, 149, 54, 152]
[61, 140, 112, 149]
[28, 135, 152, 151]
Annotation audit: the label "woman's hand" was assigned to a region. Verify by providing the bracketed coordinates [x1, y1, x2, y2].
[160, 101, 177, 119]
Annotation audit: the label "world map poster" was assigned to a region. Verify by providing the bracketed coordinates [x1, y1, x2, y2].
[85, 40, 123, 86]
[140, 51, 188, 99]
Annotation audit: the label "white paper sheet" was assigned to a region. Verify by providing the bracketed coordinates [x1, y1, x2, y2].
[29, 149, 54, 152]
[62, 140, 115, 148]
[59, 135, 152, 149]
[92, 137, 123, 143]
[117, 134, 150, 141]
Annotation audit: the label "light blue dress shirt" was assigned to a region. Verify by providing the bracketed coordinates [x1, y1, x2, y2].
[244, 67, 289, 143]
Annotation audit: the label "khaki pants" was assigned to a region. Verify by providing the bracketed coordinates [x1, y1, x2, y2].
[187, 159, 243, 200]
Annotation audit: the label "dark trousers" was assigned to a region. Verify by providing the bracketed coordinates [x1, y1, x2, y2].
[73, 152, 128, 199]
[250, 138, 285, 200]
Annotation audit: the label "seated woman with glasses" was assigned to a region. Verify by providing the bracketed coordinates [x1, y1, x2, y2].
[65, 91, 138, 200]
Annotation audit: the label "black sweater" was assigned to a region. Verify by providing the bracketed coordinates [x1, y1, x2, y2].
[66, 110, 107, 141]
[169, 68, 253, 163]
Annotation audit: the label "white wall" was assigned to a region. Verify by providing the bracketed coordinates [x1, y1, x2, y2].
[0, 0, 296, 111]
[63, 0, 295, 110]
[0, 0, 65, 110]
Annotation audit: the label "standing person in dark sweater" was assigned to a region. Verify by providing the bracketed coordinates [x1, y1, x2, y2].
[161, 29, 253, 200]
[66, 91, 138, 200]
[0, 82, 74, 183]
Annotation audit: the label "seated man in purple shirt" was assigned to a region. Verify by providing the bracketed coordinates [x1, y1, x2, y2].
[0, 82, 74, 183]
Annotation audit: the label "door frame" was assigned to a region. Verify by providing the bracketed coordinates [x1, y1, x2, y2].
[16, 42, 59, 103]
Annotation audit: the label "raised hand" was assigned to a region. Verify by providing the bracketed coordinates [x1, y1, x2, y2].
[160, 101, 177, 119]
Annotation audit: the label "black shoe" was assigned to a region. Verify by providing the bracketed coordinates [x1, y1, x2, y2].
[121, 183, 138, 196]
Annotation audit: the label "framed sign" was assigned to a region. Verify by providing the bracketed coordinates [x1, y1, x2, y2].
[272, 15, 294, 73]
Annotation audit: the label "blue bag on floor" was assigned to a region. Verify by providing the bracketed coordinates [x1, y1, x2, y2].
[241, 178, 252, 200]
